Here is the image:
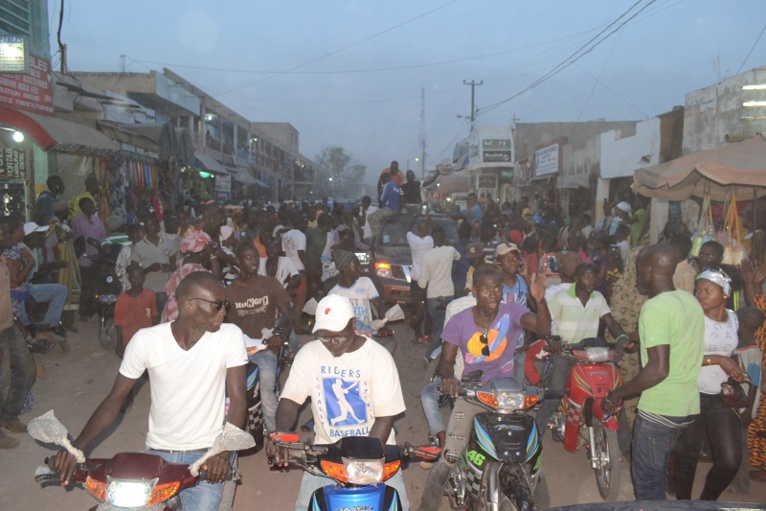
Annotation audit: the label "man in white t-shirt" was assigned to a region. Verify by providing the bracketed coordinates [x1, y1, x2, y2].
[328, 251, 384, 333]
[269, 294, 408, 511]
[408, 217, 434, 343]
[359, 195, 378, 242]
[259, 236, 300, 290]
[281, 214, 309, 331]
[54, 272, 248, 511]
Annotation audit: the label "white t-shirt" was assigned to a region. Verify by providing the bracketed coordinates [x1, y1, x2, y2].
[418, 245, 461, 299]
[281, 229, 306, 272]
[362, 206, 378, 239]
[329, 277, 379, 329]
[258, 256, 299, 288]
[120, 323, 248, 450]
[407, 232, 434, 281]
[699, 310, 739, 394]
[279, 338, 406, 445]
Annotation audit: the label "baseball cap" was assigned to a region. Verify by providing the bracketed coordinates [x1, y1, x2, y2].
[312, 295, 355, 333]
[615, 201, 632, 215]
[23, 222, 47, 236]
[495, 242, 521, 257]
[466, 242, 485, 259]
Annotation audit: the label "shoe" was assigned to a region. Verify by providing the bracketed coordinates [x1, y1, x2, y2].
[419, 460, 435, 470]
[35, 329, 67, 343]
[0, 433, 19, 449]
[0, 418, 27, 434]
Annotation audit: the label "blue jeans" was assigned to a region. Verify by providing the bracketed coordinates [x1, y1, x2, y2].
[295, 471, 409, 511]
[24, 283, 68, 327]
[632, 412, 689, 501]
[421, 378, 445, 437]
[426, 296, 452, 358]
[155, 292, 168, 318]
[146, 449, 232, 511]
[0, 325, 36, 421]
[250, 350, 278, 432]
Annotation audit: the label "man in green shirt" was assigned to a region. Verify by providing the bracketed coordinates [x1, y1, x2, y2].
[605, 243, 704, 501]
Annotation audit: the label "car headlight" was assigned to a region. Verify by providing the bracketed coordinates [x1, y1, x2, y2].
[583, 347, 610, 363]
[345, 459, 384, 485]
[375, 262, 392, 279]
[107, 477, 157, 507]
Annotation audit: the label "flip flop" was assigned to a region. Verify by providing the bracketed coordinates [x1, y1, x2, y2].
[411, 337, 427, 344]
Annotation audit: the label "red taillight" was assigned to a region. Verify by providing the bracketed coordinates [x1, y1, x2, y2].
[320, 460, 348, 483]
[85, 476, 108, 501]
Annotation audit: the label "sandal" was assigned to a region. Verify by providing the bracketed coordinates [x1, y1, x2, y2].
[0, 418, 27, 434]
[0, 433, 19, 449]
[411, 337, 428, 344]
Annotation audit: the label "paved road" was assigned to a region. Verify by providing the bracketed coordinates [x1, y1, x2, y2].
[2, 316, 765, 510]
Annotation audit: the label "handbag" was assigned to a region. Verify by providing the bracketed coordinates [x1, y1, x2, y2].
[720, 377, 752, 408]
[721, 194, 747, 266]
[690, 195, 713, 257]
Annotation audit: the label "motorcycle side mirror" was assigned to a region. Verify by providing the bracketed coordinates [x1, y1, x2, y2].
[188, 422, 256, 476]
[27, 410, 86, 463]
[462, 370, 483, 383]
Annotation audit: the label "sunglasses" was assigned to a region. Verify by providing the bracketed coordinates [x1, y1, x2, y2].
[480, 332, 490, 356]
[318, 326, 353, 345]
[188, 297, 230, 311]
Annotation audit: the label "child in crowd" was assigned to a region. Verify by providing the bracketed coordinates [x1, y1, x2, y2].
[114, 266, 158, 358]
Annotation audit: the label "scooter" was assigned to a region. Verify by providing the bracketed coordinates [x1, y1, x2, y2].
[543, 337, 624, 502]
[269, 433, 439, 511]
[28, 410, 255, 511]
[84, 238, 122, 349]
[443, 372, 551, 511]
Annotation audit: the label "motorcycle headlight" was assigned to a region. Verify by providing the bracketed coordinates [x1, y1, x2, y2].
[97, 294, 118, 305]
[107, 477, 157, 507]
[495, 390, 526, 412]
[583, 347, 610, 363]
[344, 459, 384, 485]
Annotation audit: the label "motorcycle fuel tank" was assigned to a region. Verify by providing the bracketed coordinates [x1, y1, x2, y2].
[468, 413, 542, 469]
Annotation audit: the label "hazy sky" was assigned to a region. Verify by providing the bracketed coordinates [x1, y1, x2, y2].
[54, 0, 765, 182]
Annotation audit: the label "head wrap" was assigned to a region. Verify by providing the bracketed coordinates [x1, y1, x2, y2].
[333, 249, 358, 272]
[219, 225, 233, 243]
[697, 268, 732, 295]
[180, 229, 211, 254]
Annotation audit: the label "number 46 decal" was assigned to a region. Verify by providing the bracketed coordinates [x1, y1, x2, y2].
[466, 449, 486, 466]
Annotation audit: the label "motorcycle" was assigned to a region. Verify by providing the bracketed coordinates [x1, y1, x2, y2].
[543, 337, 624, 502]
[28, 410, 255, 511]
[84, 238, 122, 349]
[444, 372, 551, 511]
[269, 432, 439, 511]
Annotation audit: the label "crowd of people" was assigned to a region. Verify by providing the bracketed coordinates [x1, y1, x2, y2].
[0, 166, 765, 510]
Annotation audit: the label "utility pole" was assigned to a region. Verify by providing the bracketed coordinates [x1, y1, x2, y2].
[119, 54, 126, 73]
[419, 87, 426, 179]
[463, 79, 483, 122]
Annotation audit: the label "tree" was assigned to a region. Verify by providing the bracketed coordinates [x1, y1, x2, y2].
[315, 146, 366, 198]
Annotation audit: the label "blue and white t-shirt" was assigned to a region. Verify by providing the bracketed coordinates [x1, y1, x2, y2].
[280, 338, 406, 445]
[502, 275, 528, 306]
[329, 277, 379, 331]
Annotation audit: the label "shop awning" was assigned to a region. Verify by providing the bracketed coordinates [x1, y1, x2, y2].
[0, 106, 118, 156]
[194, 152, 228, 175]
[227, 165, 258, 185]
[557, 173, 590, 189]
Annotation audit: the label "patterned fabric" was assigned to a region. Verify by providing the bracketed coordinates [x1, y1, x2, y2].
[748, 294, 766, 469]
[57, 235, 81, 311]
[606, 246, 647, 427]
[161, 262, 209, 322]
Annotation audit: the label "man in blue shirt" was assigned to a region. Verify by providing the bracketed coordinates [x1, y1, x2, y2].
[463, 192, 482, 233]
[380, 172, 401, 212]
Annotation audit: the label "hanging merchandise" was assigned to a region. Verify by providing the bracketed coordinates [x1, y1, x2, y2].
[690, 194, 714, 258]
[722, 193, 747, 266]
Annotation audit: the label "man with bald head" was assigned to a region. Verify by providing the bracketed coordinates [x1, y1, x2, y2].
[604, 243, 704, 501]
[54, 272, 248, 511]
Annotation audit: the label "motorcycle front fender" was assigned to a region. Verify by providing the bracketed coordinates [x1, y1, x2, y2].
[310, 483, 401, 511]
[591, 398, 621, 431]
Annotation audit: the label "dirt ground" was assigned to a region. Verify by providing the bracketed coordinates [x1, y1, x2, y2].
[1, 316, 765, 510]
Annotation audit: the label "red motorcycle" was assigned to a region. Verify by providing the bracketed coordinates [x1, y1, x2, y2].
[28, 410, 254, 511]
[542, 337, 624, 502]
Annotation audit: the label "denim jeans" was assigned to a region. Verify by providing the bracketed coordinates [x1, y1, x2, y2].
[0, 325, 35, 421]
[632, 412, 689, 501]
[146, 449, 233, 511]
[25, 283, 68, 327]
[295, 470, 409, 511]
[426, 296, 453, 358]
[155, 292, 168, 318]
[250, 350, 278, 432]
[421, 378, 445, 437]
[672, 393, 742, 500]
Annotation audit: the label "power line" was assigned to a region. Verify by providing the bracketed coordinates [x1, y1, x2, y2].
[576, 31, 621, 121]
[479, 0, 657, 116]
[737, 22, 766, 74]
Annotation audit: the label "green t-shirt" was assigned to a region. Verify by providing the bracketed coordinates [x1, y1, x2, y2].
[630, 208, 646, 247]
[637, 290, 704, 417]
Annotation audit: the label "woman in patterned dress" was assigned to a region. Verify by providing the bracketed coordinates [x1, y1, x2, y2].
[742, 259, 766, 481]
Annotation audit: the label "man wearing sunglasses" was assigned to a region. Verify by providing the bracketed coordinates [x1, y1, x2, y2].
[418, 264, 551, 511]
[270, 294, 408, 510]
[54, 271, 248, 511]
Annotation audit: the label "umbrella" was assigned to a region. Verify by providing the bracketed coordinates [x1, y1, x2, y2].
[632, 135, 766, 201]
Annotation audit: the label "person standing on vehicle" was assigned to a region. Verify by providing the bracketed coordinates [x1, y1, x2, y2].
[358, 195, 378, 244]
[54, 272, 248, 511]
[227, 243, 292, 435]
[417, 265, 550, 511]
[418, 226, 460, 359]
[0, 216, 35, 449]
[604, 243, 705, 501]
[130, 215, 177, 316]
[70, 197, 106, 321]
[408, 217, 434, 345]
[535, 263, 634, 436]
[401, 169, 439, 207]
[269, 294, 409, 511]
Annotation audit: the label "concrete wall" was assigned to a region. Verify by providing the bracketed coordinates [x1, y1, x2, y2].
[251, 122, 299, 154]
[600, 117, 661, 180]
[683, 67, 766, 154]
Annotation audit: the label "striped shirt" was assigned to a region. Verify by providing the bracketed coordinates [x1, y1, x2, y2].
[548, 284, 610, 344]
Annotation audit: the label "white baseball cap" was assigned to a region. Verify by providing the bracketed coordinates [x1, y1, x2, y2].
[312, 294, 355, 334]
[23, 222, 47, 236]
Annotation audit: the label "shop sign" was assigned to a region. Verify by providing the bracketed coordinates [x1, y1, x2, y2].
[0, 36, 26, 73]
[0, 52, 53, 115]
[499, 168, 514, 184]
[482, 139, 511, 163]
[535, 143, 560, 177]
[0, 147, 27, 179]
[478, 172, 497, 189]
[215, 173, 231, 200]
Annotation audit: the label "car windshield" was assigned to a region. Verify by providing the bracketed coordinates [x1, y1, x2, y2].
[378, 218, 459, 247]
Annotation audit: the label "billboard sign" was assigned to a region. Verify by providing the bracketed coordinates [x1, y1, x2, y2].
[0, 52, 53, 115]
[535, 142, 560, 177]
